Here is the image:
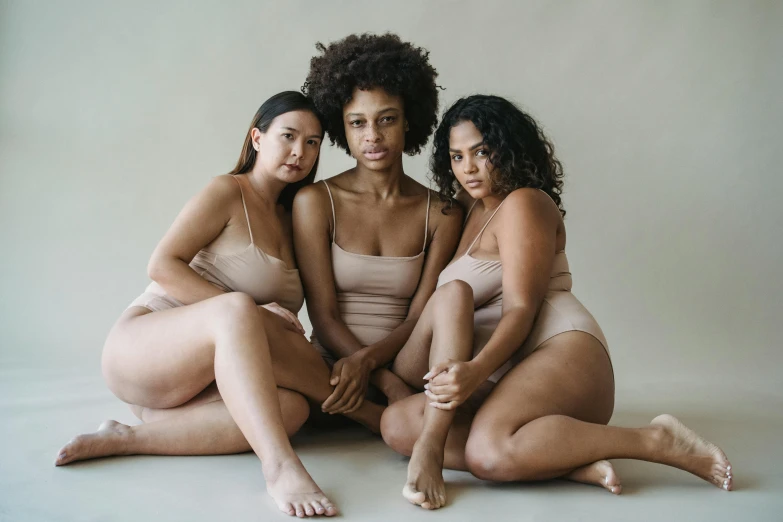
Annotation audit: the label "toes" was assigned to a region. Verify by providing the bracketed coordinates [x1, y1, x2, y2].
[402, 484, 426, 505]
[280, 502, 295, 516]
[311, 501, 325, 515]
[303, 503, 314, 517]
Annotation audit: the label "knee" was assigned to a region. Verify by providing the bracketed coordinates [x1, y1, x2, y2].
[211, 292, 259, 332]
[434, 280, 473, 305]
[464, 431, 515, 482]
[380, 401, 421, 456]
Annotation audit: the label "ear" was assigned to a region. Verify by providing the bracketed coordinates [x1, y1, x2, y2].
[250, 128, 263, 152]
[404, 120, 410, 132]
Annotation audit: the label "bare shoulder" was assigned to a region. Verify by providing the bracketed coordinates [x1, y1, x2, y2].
[501, 188, 560, 223]
[292, 180, 331, 219]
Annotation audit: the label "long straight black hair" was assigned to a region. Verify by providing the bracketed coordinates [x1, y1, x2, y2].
[229, 91, 325, 211]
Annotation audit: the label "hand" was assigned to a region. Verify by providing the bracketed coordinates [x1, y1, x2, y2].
[423, 360, 483, 410]
[321, 353, 372, 415]
[260, 302, 305, 335]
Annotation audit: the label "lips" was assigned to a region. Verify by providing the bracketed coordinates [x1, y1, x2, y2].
[284, 164, 301, 171]
[465, 179, 482, 188]
[363, 149, 388, 161]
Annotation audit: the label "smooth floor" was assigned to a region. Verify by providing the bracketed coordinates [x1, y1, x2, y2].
[2, 363, 782, 522]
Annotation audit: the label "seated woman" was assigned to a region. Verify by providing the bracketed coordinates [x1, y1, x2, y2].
[381, 95, 733, 510]
[296, 33, 463, 416]
[55, 91, 386, 518]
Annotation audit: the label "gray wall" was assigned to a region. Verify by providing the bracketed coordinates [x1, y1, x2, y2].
[1, 1, 781, 413]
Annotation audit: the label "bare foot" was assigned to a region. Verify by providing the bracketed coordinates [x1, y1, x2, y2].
[55, 420, 132, 466]
[264, 459, 338, 517]
[402, 439, 446, 510]
[650, 414, 733, 491]
[564, 460, 622, 494]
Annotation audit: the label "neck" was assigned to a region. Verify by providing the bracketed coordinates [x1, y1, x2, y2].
[480, 192, 505, 213]
[244, 163, 286, 208]
[351, 157, 406, 198]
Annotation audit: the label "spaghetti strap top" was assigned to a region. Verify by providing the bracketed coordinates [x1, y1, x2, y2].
[312, 180, 429, 347]
[130, 175, 304, 313]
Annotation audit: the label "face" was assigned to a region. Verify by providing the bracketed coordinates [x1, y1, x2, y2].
[253, 110, 322, 183]
[448, 120, 494, 199]
[343, 87, 407, 171]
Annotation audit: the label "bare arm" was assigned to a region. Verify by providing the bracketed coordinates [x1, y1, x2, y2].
[469, 189, 559, 381]
[146, 175, 240, 305]
[292, 183, 364, 357]
[359, 195, 464, 369]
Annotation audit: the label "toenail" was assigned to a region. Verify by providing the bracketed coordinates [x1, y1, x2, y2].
[58, 452, 66, 459]
[723, 484, 729, 490]
[727, 465, 731, 470]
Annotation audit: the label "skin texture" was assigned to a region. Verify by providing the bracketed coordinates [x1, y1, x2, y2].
[55, 110, 352, 518]
[293, 87, 463, 416]
[381, 121, 733, 510]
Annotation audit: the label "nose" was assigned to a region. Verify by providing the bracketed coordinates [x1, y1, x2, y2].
[364, 122, 381, 143]
[463, 155, 478, 175]
[292, 139, 304, 158]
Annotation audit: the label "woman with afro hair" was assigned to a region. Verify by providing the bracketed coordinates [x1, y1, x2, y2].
[295, 34, 463, 419]
[380, 95, 733, 509]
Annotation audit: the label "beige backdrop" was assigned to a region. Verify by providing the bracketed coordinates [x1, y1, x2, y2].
[1, 0, 781, 416]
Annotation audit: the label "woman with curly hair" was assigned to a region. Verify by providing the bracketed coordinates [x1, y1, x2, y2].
[380, 95, 733, 509]
[296, 33, 463, 417]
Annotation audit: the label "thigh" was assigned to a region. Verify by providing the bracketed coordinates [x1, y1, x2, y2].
[102, 292, 258, 408]
[470, 331, 614, 440]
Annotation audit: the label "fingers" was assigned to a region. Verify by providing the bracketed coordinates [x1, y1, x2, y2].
[423, 361, 452, 380]
[337, 391, 364, 414]
[326, 381, 358, 413]
[321, 375, 348, 411]
[425, 389, 458, 404]
[424, 382, 454, 395]
[428, 400, 459, 411]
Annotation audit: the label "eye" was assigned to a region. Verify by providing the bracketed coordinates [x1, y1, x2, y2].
[380, 116, 396, 123]
[349, 120, 363, 127]
[282, 133, 293, 139]
[476, 149, 488, 157]
[307, 139, 320, 146]
[451, 154, 462, 161]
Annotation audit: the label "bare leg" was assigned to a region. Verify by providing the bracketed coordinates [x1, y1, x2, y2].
[386, 281, 476, 510]
[464, 332, 733, 491]
[370, 368, 416, 405]
[60, 293, 337, 517]
[58, 388, 310, 461]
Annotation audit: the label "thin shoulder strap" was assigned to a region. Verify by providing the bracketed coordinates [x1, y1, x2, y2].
[464, 200, 478, 224]
[466, 198, 507, 255]
[322, 180, 336, 242]
[232, 175, 254, 245]
[421, 190, 431, 252]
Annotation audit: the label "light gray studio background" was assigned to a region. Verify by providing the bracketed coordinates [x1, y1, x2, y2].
[1, 1, 781, 521]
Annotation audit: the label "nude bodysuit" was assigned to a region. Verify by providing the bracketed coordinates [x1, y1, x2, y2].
[311, 180, 430, 364]
[437, 196, 609, 383]
[128, 176, 304, 314]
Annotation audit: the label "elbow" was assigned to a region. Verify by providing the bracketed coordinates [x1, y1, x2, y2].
[147, 254, 174, 285]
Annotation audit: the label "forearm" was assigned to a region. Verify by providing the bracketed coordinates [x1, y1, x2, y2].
[150, 259, 225, 305]
[471, 307, 536, 381]
[312, 313, 364, 359]
[360, 319, 416, 369]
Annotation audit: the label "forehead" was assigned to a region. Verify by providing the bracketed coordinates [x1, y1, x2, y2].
[448, 120, 483, 148]
[269, 110, 322, 133]
[343, 87, 404, 115]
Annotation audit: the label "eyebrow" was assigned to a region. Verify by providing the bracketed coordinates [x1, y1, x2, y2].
[281, 126, 321, 140]
[449, 141, 484, 153]
[345, 107, 399, 118]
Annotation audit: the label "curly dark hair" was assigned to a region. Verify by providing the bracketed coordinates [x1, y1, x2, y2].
[301, 33, 440, 156]
[430, 95, 566, 216]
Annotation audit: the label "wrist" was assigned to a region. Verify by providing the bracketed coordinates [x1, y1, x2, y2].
[352, 348, 377, 370]
[467, 359, 492, 383]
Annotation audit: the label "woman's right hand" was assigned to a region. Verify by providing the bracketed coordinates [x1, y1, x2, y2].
[259, 303, 306, 335]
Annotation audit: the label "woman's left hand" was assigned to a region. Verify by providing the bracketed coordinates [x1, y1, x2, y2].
[423, 360, 484, 410]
